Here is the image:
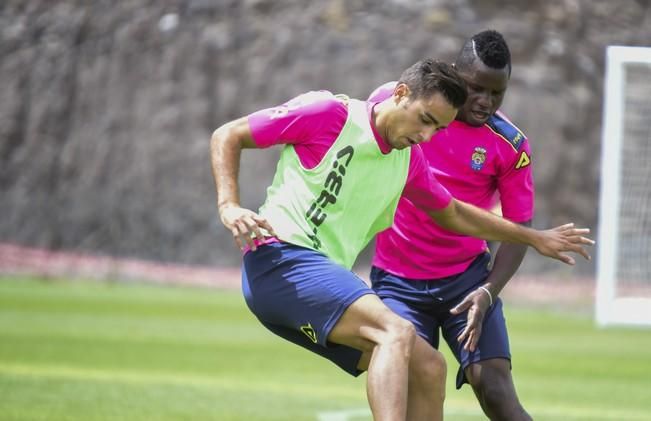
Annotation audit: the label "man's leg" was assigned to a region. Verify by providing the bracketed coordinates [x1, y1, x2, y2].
[406, 337, 446, 421]
[329, 294, 446, 421]
[243, 244, 446, 420]
[465, 358, 532, 421]
[367, 266, 448, 421]
[355, 332, 447, 421]
[328, 294, 415, 421]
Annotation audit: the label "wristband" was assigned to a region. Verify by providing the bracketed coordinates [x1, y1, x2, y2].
[478, 286, 493, 306]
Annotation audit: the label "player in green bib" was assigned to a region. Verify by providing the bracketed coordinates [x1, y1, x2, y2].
[210, 59, 593, 421]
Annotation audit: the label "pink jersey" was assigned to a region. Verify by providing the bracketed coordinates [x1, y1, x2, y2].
[370, 82, 535, 279]
[247, 90, 452, 218]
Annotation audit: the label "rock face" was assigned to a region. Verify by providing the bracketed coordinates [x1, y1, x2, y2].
[1, 1, 650, 273]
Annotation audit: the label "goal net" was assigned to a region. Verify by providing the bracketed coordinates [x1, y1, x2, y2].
[596, 46, 651, 326]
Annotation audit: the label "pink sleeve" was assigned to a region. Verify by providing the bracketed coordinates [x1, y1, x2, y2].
[497, 139, 535, 222]
[247, 91, 347, 148]
[402, 146, 452, 211]
[368, 81, 398, 102]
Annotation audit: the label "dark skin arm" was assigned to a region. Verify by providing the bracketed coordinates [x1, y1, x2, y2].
[450, 219, 532, 351]
[210, 117, 277, 251]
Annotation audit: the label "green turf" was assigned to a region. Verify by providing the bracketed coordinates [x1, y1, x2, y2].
[0, 277, 649, 420]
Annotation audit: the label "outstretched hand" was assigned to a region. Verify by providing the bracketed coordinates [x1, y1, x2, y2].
[534, 223, 594, 265]
[219, 205, 277, 251]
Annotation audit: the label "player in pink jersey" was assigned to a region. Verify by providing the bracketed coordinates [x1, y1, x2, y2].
[369, 31, 537, 420]
[212, 59, 592, 421]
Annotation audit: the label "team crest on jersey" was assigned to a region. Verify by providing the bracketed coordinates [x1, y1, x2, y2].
[471, 147, 487, 171]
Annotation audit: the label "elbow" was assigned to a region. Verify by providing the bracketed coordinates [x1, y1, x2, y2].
[210, 124, 238, 157]
[211, 124, 230, 147]
[211, 117, 251, 150]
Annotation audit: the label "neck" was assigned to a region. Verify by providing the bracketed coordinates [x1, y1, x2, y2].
[373, 100, 392, 143]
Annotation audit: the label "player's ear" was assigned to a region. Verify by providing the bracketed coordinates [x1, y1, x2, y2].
[393, 83, 411, 103]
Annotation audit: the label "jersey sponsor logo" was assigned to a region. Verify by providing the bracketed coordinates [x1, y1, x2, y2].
[515, 151, 531, 169]
[300, 323, 318, 343]
[305, 145, 355, 250]
[471, 147, 487, 171]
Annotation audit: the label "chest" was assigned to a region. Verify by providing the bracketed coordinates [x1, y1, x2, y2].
[423, 137, 500, 182]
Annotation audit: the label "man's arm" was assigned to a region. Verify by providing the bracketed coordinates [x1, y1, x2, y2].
[450, 219, 531, 351]
[427, 199, 593, 264]
[210, 117, 276, 250]
[482, 221, 531, 298]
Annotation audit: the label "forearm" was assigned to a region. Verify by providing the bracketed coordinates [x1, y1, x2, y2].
[210, 118, 253, 212]
[429, 199, 540, 246]
[484, 244, 528, 298]
[211, 133, 241, 211]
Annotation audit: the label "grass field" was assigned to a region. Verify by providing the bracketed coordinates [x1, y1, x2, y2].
[0, 277, 650, 420]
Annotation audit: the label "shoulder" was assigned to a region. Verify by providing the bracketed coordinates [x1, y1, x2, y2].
[485, 111, 528, 151]
[250, 90, 348, 128]
[368, 81, 398, 102]
[281, 90, 348, 117]
[247, 91, 349, 148]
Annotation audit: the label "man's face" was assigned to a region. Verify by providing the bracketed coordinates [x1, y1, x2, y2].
[386, 86, 458, 150]
[456, 59, 509, 127]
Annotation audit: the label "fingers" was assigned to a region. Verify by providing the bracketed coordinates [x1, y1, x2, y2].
[229, 223, 245, 250]
[254, 215, 277, 238]
[554, 222, 575, 231]
[541, 225, 595, 263]
[573, 245, 591, 261]
[464, 325, 482, 352]
[457, 312, 482, 352]
[231, 219, 257, 251]
[457, 325, 470, 347]
[557, 253, 576, 265]
[222, 207, 277, 251]
[554, 224, 593, 239]
[242, 215, 265, 243]
[572, 235, 595, 245]
[563, 241, 592, 261]
[450, 298, 471, 315]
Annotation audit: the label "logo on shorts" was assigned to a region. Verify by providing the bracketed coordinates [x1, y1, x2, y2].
[471, 147, 487, 171]
[300, 323, 318, 343]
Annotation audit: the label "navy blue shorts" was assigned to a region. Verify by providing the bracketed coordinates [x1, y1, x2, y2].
[242, 242, 369, 376]
[370, 253, 511, 389]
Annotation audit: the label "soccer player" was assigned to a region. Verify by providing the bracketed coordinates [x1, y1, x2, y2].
[211, 58, 593, 421]
[368, 31, 542, 420]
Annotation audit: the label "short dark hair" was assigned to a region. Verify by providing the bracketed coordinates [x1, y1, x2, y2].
[398, 58, 467, 109]
[457, 30, 511, 75]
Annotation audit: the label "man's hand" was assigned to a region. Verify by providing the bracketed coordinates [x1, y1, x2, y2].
[533, 223, 594, 264]
[450, 287, 492, 352]
[219, 205, 277, 251]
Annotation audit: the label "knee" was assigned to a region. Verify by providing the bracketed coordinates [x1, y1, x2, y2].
[468, 368, 508, 403]
[477, 380, 509, 408]
[468, 365, 528, 420]
[416, 349, 446, 382]
[383, 315, 417, 356]
[411, 348, 447, 397]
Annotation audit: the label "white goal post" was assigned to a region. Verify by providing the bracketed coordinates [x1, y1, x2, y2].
[596, 46, 651, 327]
